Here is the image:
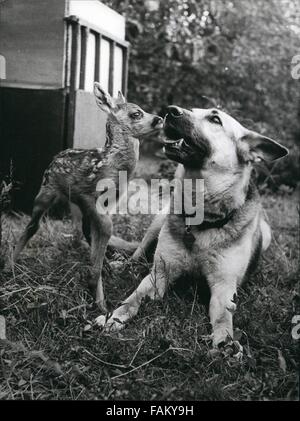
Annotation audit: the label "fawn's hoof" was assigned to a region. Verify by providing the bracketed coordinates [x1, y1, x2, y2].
[223, 340, 243, 360]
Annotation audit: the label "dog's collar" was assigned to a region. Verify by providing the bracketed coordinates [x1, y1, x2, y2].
[183, 209, 236, 249]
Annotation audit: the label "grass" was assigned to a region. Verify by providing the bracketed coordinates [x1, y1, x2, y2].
[0, 184, 299, 400]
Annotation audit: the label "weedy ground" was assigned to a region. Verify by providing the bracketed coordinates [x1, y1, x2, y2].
[0, 165, 299, 400]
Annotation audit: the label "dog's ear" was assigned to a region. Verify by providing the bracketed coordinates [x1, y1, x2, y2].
[94, 82, 116, 113]
[241, 131, 289, 162]
[117, 90, 126, 105]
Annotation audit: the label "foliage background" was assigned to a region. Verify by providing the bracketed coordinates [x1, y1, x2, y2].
[103, 0, 300, 188]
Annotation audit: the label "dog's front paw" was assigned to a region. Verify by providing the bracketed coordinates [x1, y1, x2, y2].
[222, 340, 243, 360]
[95, 314, 125, 332]
[212, 328, 232, 348]
[208, 339, 243, 360]
[94, 315, 107, 327]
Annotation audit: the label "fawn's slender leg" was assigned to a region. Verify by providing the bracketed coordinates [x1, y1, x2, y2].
[69, 202, 92, 245]
[78, 196, 112, 311]
[69, 202, 83, 244]
[13, 189, 57, 262]
[82, 215, 91, 245]
[70, 202, 92, 246]
[91, 212, 112, 311]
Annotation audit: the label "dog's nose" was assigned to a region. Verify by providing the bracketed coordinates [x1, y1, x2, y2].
[167, 105, 183, 118]
[151, 116, 163, 128]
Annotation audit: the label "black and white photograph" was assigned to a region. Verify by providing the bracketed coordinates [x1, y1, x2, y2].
[0, 0, 299, 403]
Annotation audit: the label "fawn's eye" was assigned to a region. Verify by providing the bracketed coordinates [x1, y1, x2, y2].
[131, 110, 143, 119]
[209, 115, 223, 126]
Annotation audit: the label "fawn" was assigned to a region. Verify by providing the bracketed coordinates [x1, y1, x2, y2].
[12, 83, 163, 311]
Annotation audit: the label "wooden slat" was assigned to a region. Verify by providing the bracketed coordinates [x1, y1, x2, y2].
[63, 21, 72, 88]
[108, 41, 115, 96]
[67, 21, 81, 148]
[94, 33, 101, 83]
[79, 26, 89, 90]
[122, 46, 129, 97]
[69, 21, 80, 90]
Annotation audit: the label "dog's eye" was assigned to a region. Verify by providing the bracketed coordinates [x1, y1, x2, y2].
[131, 111, 143, 119]
[209, 115, 223, 126]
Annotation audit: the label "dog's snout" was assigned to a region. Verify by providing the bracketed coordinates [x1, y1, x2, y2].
[151, 116, 163, 128]
[167, 106, 183, 118]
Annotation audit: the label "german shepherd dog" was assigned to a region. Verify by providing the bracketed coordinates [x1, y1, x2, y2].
[96, 105, 288, 351]
[12, 83, 163, 311]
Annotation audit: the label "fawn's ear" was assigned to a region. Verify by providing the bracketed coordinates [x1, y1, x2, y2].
[241, 131, 289, 162]
[94, 82, 115, 112]
[117, 91, 126, 104]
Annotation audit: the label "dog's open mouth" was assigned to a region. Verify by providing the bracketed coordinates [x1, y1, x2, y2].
[163, 138, 188, 152]
[163, 137, 194, 165]
[162, 110, 212, 167]
[164, 123, 183, 141]
[163, 123, 191, 157]
[163, 119, 209, 167]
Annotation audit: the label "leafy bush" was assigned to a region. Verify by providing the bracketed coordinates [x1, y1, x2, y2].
[103, 0, 300, 188]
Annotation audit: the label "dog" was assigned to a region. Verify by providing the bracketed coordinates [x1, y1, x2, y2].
[96, 105, 288, 351]
[11, 83, 163, 311]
